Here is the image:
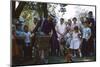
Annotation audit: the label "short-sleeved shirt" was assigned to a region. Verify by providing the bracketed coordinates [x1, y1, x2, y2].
[82, 27, 91, 40]
[56, 22, 66, 35]
[16, 30, 25, 37]
[24, 32, 31, 43]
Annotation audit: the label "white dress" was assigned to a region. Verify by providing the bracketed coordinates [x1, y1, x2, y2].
[70, 31, 81, 49]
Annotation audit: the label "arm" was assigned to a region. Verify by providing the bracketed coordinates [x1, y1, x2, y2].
[55, 25, 63, 36]
[87, 28, 91, 40]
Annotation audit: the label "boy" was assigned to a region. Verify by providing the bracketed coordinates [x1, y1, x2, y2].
[23, 25, 32, 59]
[81, 21, 91, 57]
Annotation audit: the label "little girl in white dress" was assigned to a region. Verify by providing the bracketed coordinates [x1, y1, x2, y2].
[70, 26, 81, 57]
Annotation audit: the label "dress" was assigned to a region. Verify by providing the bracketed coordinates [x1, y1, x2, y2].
[70, 31, 81, 49]
[40, 19, 59, 55]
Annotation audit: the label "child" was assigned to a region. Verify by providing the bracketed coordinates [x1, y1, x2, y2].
[69, 26, 81, 57]
[81, 21, 91, 57]
[23, 25, 32, 59]
[64, 29, 72, 48]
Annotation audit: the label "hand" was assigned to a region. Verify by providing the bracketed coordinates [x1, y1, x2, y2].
[31, 33, 34, 37]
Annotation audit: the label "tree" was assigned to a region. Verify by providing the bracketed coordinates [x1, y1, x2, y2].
[12, 1, 26, 19]
[34, 2, 48, 18]
[12, 1, 48, 24]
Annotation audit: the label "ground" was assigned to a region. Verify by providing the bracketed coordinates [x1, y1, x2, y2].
[12, 55, 96, 66]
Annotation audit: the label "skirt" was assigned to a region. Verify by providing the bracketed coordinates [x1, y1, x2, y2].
[70, 39, 80, 49]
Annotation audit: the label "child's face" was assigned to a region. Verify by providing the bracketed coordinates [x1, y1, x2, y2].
[84, 23, 88, 27]
[24, 27, 28, 31]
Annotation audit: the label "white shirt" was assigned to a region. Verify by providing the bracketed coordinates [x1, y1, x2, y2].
[82, 27, 91, 40]
[56, 22, 66, 35]
[24, 32, 31, 43]
[70, 31, 81, 49]
[72, 31, 80, 40]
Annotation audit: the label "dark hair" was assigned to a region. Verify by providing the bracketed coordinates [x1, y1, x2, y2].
[88, 11, 93, 15]
[84, 20, 91, 25]
[15, 23, 22, 29]
[72, 17, 77, 21]
[60, 18, 64, 22]
[60, 18, 64, 21]
[24, 25, 28, 30]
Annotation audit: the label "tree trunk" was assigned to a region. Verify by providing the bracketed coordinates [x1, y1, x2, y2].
[12, 1, 26, 19]
[12, 1, 16, 19]
[42, 3, 48, 18]
[15, 2, 26, 18]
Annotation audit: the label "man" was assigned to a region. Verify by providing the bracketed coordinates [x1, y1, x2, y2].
[56, 18, 67, 56]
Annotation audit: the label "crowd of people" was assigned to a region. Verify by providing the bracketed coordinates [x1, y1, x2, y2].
[12, 11, 96, 64]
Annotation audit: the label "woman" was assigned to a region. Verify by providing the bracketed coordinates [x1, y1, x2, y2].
[34, 16, 58, 63]
[12, 25, 20, 64]
[40, 16, 59, 56]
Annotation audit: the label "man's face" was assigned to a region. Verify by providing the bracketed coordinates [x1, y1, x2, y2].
[60, 19, 64, 24]
[48, 16, 51, 21]
[73, 19, 77, 23]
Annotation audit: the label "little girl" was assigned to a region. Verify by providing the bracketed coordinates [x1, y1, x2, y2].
[69, 26, 81, 57]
